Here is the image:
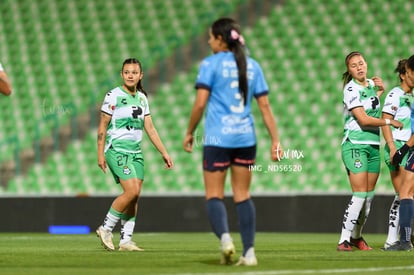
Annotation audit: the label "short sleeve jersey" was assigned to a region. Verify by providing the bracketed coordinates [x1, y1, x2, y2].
[382, 86, 413, 141]
[411, 100, 414, 134]
[101, 86, 150, 153]
[195, 51, 269, 148]
[342, 79, 381, 145]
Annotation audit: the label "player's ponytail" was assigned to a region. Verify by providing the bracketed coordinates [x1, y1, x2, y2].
[211, 18, 248, 105]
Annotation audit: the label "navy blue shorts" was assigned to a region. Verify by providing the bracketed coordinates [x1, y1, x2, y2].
[203, 145, 256, 171]
[404, 151, 414, 172]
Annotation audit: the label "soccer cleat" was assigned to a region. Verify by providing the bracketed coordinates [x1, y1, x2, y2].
[96, 226, 115, 251]
[236, 247, 258, 266]
[236, 256, 258, 266]
[337, 240, 353, 251]
[383, 241, 398, 250]
[350, 237, 373, 250]
[119, 240, 144, 251]
[383, 241, 413, 251]
[220, 240, 235, 265]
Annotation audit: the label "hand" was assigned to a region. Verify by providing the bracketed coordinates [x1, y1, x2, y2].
[162, 153, 174, 169]
[98, 153, 107, 173]
[391, 119, 403, 129]
[271, 142, 283, 161]
[371, 76, 385, 96]
[392, 143, 410, 166]
[183, 134, 194, 153]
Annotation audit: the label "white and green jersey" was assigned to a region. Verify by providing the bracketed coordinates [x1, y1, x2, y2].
[382, 86, 413, 141]
[101, 86, 150, 153]
[342, 79, 381, 145]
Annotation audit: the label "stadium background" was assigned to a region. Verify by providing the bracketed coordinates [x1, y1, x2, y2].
[0, 0, 413, 232]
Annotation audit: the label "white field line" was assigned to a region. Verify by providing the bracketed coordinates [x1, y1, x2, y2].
[165, 265, 414, 275]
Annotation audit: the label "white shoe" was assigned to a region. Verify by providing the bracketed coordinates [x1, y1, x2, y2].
[383, 241, 398, 249]
[96, 226, 114, 251]
[236, 247, 258, 266]
[220, 239, 235, 265]
[119, 241, 144, 251]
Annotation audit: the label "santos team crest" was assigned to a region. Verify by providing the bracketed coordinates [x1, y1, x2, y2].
[354, 159, 362, 169]
[123, 166, 131, 175]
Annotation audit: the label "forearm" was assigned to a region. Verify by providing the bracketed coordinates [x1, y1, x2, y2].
[381, 123, 395, 148]
[257, 96, 280, 143]
[186, 105, 204, 135]
[406, 135, 414, 147]
[147, 127, 168, 155]
[97, 126, 106, 153]
[97, 112, 110, 153]
[262, 111, 280, 144]
[0, 72, 12, 96]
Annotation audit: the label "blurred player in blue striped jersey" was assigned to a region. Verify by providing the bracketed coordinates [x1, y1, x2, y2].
[0, 62, 12, 96]
[384, 54, 414, 251]
[381, 59, 414, 249]
[183, 18, 282, 266]
[338, 51, 402, 251]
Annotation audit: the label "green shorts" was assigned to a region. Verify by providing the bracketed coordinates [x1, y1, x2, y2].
[105, 147, 144, 183]
[384, 140, 410, 172]
[341, 141, 380, 174]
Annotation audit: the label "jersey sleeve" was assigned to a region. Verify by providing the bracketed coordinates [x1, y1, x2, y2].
[343, 85, 363, 111]
[142, 94, 150, 116]
[101, 91, 116, 115]
[382, 90, 398, 116]
[195, 58, 214, 90]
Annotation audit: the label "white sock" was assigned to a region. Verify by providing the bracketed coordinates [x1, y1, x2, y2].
[221, 233, 232, 244]
[385, 194, 400, 244]
[339, 196, 365, 243]
[245, 247, 255, 259]
[120, 218, 135, 245]
[352, 195, 373, 239]
[102, 208, 121, 231]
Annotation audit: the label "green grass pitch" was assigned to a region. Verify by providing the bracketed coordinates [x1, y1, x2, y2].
[1, 232, 414, 275]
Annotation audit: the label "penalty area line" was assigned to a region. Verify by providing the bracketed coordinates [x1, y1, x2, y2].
[165, 265, 414, 275]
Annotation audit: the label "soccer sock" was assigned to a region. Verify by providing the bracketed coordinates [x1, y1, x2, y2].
[339, 194, 365, 244]
[352, 191, 374, 239]
[236, 199, 256, 256]
[206, 198, 229, 239]
[399, 199, 413, 243]
[102, 207, 122, 231]
[385, 194, 400, 244]
[120, 215, 136, 245]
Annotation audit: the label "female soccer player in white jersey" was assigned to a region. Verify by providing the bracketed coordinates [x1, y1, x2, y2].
[384, 54, 414, 251]
[0, 62, 12, 96]
[96, 58, 173, 251]
[381, 59, 414, 249]
[183, 18, 282, 265]
[338, 51, 402, 251]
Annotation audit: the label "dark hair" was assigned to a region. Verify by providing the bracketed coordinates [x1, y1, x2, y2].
[406, 54, 414, 71]
[122, 58, 147, 96]
[394, 59, 407, 82]
[342, 51, 363, 87]
[211, 18, 247, 105]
